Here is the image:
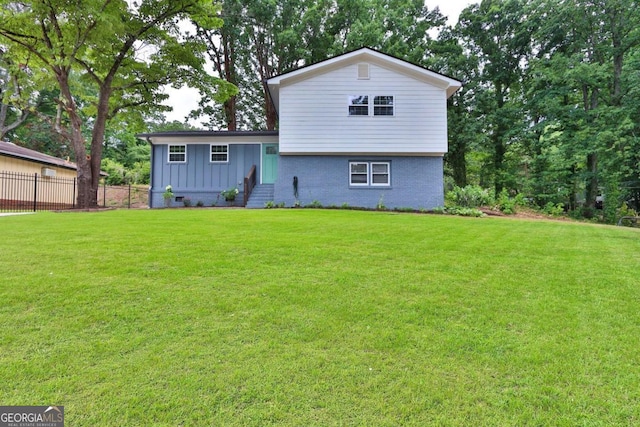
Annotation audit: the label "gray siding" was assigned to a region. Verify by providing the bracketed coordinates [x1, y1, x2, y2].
[150, 144, 260, 207]
[273, 155, 444, 210]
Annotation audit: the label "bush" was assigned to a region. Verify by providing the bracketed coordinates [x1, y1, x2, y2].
[101, 158, 127, 185]
[446, 206, 485, 217]
[542, 202, 564, 216]
[446, 185, 493, 208]
[497, 189, 516, 214]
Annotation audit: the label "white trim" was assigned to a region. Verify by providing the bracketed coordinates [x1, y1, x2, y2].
[348, 95, 369, 116]
[370, 162, 390, 186]
[168, 144, 187, 163]
[349, 161, 391, 187]
[349, 162, 369, 186]
[209, 144, 229, 163]
[373, 95, 394, 116]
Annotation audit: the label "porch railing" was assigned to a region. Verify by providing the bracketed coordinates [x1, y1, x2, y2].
[243, 164, 256, 207]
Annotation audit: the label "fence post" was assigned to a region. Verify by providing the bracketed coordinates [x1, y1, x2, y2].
[128, 184, 131, 209]
[33, 173, 38, 212]
[73, 178, 76, 209]
[103, 182, 107, 207]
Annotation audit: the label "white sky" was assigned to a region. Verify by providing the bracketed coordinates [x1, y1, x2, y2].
[163, 0, 475, 125]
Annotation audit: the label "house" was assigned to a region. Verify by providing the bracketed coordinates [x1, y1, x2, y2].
[0, 140, 78, 179]
[139, 48, 462, 209]
[0, 140, 108, 210]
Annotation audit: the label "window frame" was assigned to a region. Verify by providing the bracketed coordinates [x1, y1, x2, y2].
[373, 95, 394, 116]
[370, 162, 391, 186]
[168, 144, 187, 163]
[210, 144, 229, 163]
[349, 162, 370, 186]
[349, 161, 391, 187]
[348, 95, 369, 116]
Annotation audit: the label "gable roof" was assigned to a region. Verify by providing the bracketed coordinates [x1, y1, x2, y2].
[0, 140, 77, 170]
[267, 47, 462, 112]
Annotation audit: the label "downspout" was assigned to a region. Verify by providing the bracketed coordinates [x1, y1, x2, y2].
[146, 137, 153, 208]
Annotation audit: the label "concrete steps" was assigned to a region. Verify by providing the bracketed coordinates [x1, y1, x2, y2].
[245, 184, 274, 209]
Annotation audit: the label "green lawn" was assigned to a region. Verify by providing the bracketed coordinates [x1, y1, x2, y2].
[1, 209, 639, 426]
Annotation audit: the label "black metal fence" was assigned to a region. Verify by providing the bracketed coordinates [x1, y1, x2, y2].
[1, 171, 149, 212]
[0, 171, 76, 212]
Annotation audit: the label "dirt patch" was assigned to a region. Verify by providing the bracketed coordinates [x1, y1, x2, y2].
[479, 207, 573, 222]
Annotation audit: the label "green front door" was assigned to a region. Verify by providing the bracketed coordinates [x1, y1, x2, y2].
[262, 144, 278, 184]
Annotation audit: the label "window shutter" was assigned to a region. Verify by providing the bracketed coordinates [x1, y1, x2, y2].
[357, 63, 369, 80]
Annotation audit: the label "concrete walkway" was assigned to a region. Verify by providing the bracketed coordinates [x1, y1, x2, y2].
[0, 212, 35, 217]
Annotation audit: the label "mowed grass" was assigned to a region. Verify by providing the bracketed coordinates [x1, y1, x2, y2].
[1, 209, 639, 426]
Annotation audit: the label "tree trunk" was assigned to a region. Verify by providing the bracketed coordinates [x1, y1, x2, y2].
[222, 31, 237, 131]
[56, 70, 98, 208]
[264, 82, 277, 130]
[584, 152, 598, 211]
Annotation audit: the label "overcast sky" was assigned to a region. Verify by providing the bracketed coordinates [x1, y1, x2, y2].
[163, 0, 475, 125]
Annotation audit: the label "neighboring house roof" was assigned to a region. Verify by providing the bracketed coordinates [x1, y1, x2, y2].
[0, 140, 77, 171]
[267, 47, 463, 113]
[0, 140, 108, 176]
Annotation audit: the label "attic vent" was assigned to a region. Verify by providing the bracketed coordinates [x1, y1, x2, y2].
[357, 63, 370, 80]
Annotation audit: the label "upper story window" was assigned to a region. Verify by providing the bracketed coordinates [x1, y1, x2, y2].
[348, 95, 369, 116]
[168, 145, 186, 163]
[348, 95, 394, 116]
[210, 144, 229, 163]
[374, 96, 394, 116]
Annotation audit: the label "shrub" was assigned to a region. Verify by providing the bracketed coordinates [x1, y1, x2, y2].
[264, 201, 275, 209]
[101, 158, 127, 185]
[196, 200, 204, 207]
[446, 185, 493, 208]
[182, 197, 192, 207]
[445, 206, 485, 217]
[307, 200, 323, 208]
[497, 189, 516, 215]
[542, 202, 564, 216]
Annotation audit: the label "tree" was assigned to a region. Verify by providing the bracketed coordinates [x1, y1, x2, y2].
[457, 0, 534, 194]
[0, 0, 235, 208]
[525, 0, 640, 213]
[0, 46, 32, 140]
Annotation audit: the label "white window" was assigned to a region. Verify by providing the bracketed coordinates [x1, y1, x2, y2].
[374, 96, 394, 116]
[350, 162, 369, 185]
[210, 144, 229, 163]
[350, 162, 390, 186]
[348, 95, 369, 116]
[168, 145, 186, 163]
[371, 162, 390, 185]
[348, 95, 394, 116]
